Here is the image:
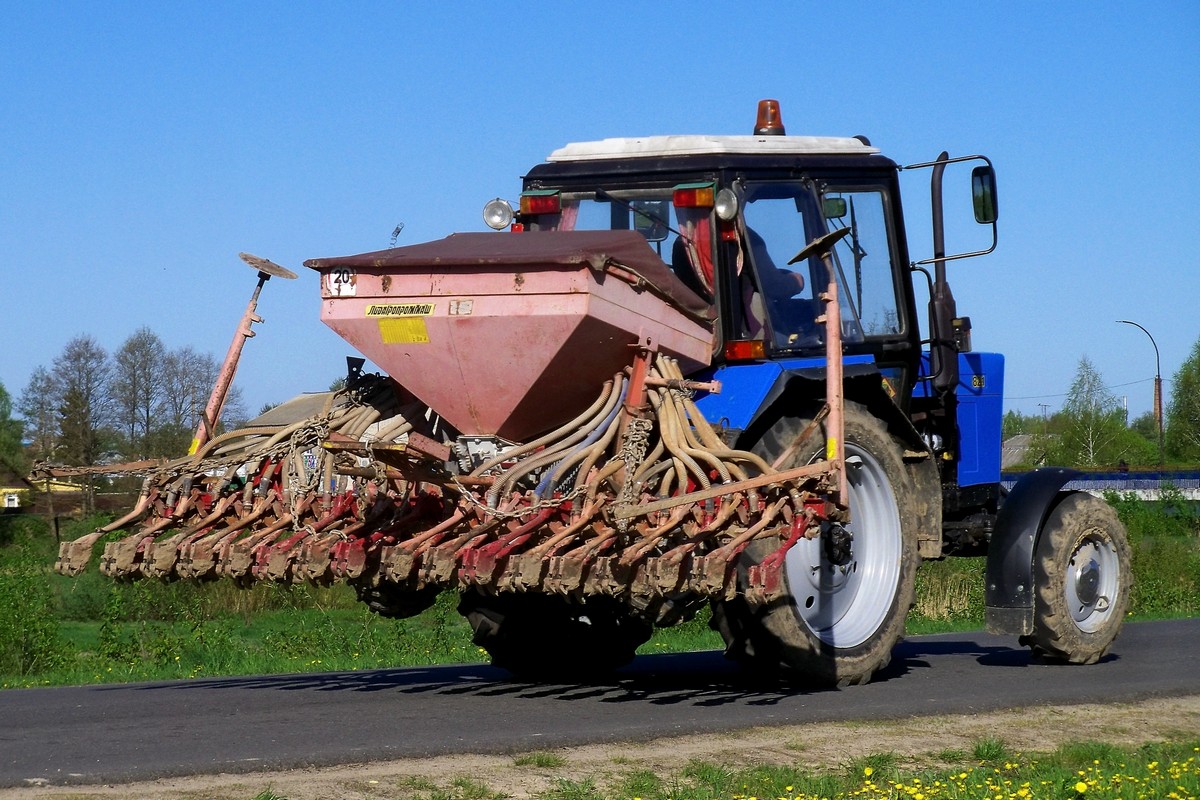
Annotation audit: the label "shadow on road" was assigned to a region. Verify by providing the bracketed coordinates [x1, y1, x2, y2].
[881, 634, 1118, 677]
[95, 630, 1129, 709]
[89, 636, 1060, 705]
[99, 650, 830, 706]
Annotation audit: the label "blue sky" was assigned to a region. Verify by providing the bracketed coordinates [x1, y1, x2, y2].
[2, 3, 1197, 423]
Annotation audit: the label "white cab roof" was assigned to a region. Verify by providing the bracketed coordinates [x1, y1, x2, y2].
[548, 134, 879, 162]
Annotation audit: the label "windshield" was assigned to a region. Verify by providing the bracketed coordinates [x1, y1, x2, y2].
[740, 181, 902, 349]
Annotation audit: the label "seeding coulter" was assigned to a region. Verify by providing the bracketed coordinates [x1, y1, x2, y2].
[52, 102, 1132, 685]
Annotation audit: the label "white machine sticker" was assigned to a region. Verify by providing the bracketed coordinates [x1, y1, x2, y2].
[325, 268, 357, 297]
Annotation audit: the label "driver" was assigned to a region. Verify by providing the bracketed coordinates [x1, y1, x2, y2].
[746, 228, 814, 343]
[747, 227, 804, 295]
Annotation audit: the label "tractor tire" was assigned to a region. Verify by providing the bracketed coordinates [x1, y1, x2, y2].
[708, 593, 784, 675]
[458, 590, 652, 680]
[714, 402, 921, 686]
[1021, 492, 1131, 664]
[354, 581, 441, 619]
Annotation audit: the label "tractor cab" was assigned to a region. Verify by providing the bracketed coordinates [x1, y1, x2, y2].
[486, 101, 923, 411]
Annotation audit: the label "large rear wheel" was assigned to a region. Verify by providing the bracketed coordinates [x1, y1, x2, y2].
[714, 403, 922, 686]
[459, 590, 652, 680]
[1021, 492, 1131, 663]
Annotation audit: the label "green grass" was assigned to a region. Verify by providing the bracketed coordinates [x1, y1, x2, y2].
[908, 555, 987, 635]
[244, 739, 1200, 799]
[1, 491, 1197, 689]
[972, 736, 1010, 762]
[638, 606, 724, 655]
[514, 751, 569, 769]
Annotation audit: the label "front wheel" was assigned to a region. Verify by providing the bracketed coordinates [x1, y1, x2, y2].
[714, 403, 923, 686]
[1022, 493, 1131, 663]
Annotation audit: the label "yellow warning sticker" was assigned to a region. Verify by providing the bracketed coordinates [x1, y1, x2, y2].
[366, 303, 435, 317]
[378, 317, 430, 344]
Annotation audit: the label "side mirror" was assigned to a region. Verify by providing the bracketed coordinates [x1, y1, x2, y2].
[822, 197, 847, 220]
[971, 166, 998, 224]
[631, 200, 670, 242]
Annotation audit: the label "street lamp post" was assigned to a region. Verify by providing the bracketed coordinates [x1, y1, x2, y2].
[1117, 319, 1164, 468]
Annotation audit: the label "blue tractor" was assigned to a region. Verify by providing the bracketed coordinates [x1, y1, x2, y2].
[57, 100, 1132, 687]
[471, 99, 1132, 684]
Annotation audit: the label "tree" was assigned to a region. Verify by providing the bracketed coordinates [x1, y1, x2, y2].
[57, 385, 101, 467]
[52, 335, 111, 466]
[1166, 336, 1200, 463]
[110, 327, 166, 459]
[1002, 409, 1038, 439]
[1025, 409, 1068, 468]
[1049, 356, 1151, 468]
[0, 381, 24, 473]
[155, 346, 247, 455]
[218, 384, 248, 432]
[18, 367, 59, 462]
[160, 346, 207, 433]
[1129, 411, 1159, 446]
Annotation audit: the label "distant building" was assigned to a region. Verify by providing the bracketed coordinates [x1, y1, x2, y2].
[0, 460, 35, 511]
[1001, 434, 1036, 470]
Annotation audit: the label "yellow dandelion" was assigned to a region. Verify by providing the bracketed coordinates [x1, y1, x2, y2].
[1075, 780, 1088, 793]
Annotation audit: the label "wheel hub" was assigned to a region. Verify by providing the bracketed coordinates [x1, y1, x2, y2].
[1067, 536, 1117, 629]
[823, 523, 854, 566]
[1072, 554, 1102, 607]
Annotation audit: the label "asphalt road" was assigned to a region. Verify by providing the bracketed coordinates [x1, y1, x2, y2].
[3, 618, 1198, 788]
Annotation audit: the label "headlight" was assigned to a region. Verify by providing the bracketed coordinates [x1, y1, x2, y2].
[482, 198, 514, 230]
[715, 188, 739, 221]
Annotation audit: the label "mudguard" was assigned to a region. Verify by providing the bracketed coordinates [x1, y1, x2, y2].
[984, 467, 1080, 635]
[694, 357, 943, 559]
[692, 355, 876, 433]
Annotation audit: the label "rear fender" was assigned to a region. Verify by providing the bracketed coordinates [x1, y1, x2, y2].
[691, 356, 875, 434]
[984, 467, 1080, 635]
[707, 365, 943, 560]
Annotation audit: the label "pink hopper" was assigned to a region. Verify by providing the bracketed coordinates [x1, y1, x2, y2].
[305, 230, 714, 441]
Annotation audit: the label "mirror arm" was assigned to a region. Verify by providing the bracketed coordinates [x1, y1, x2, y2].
[903, 153, 999, 266]
[912, 225, 998, 266]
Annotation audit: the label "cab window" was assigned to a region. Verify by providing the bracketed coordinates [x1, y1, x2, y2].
[821, 187, 903, 337]
[740, 181, 902, 348]
[528, 189, 716, 301]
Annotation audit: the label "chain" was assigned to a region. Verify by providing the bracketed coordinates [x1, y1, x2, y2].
[450, 476, 588, 520]
[613, 417, 653, 532]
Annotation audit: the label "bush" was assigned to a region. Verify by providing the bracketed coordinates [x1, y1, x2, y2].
[1107, 489, 1200, 617]
[1105, 486, 1199, 540]
[0, 547, 67, 676]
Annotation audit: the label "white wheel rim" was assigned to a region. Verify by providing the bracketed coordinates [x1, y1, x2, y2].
[1066, 532, 1120, 633]
[783, 444, 902, 648]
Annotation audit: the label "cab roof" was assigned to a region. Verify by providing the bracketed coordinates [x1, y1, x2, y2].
[548, 134, 879, 162]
